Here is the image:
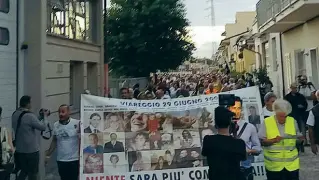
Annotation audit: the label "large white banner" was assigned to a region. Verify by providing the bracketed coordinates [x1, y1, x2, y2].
[80, 86, 267, 180]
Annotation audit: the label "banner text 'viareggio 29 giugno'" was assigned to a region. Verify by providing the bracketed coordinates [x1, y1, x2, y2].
[80, 86, 267, 180]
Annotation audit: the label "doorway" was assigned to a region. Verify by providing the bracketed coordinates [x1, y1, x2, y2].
[70, 61, 84, 110]
[87, 62, 98, 95]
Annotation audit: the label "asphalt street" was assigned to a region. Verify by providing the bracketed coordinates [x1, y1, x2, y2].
[6, 146, 319, 180]
[299, 147, 319, 180]
[42, 147, 319, 180]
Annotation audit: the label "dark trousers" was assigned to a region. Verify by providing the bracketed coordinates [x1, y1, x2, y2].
[241, 167, 254, 180]
[0, 171, 10, 180]
[57, 160, 79, 180]
[266, 168, 299, 180]
[15, 151, 39, 180]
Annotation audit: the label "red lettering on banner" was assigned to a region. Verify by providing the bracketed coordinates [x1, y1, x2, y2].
[86, 175, 125, 180]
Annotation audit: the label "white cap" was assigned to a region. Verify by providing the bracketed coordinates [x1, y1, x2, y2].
[272, 99, 292, 115]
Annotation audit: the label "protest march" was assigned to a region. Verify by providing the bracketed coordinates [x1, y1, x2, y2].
[1, 70, 311, 180]
[80, 86, 267, 180]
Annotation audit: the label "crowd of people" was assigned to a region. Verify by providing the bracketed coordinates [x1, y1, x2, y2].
[121, 71, 273, 103]
[1, 70, 319, 180]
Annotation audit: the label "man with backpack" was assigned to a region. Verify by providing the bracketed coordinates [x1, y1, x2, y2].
[298, 75, 316, 146]
[12, 96, 47, 180]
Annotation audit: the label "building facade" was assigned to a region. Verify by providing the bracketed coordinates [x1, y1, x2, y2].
[256, 0, 319, 95]
[26, 0, 104, 116]
[0, 0, 18, 128]
[217, 11, 256, 73]
[0, 0, 104, 127]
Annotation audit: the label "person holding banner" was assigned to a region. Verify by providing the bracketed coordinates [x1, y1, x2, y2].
[231, 97, 262, 180]
[258, 99, 303, 180]
[46, 104, 80, 180]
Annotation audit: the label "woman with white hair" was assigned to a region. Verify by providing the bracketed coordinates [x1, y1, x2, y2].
[262, 92, 277, 118]
[258, 99, 303, 180]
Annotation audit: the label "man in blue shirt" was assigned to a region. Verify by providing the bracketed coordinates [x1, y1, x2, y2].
[83, 133, 104, 154]
[232, 97, 262, 180]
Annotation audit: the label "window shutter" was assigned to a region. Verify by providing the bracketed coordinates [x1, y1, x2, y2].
[285, 53, 292, 86]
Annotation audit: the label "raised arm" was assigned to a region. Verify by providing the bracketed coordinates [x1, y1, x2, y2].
[28, 113, 46, 131]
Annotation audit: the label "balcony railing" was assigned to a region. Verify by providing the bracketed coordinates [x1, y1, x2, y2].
[256, 0, 297, 27]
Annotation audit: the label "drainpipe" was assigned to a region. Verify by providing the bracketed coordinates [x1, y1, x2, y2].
[104, 0, 108, 96]
[279, 33, 286, 96]
[16, 0, 20, 108]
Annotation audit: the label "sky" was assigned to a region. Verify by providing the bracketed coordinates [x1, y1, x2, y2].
[106, 0, 258, 58]
[185, 0, 258, 58]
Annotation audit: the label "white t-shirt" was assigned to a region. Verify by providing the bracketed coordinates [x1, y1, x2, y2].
[263, 107, 275, 117]
[299, 86, 316, 111]
[306, 111, 315, 126]
[53, 118, 80, 162]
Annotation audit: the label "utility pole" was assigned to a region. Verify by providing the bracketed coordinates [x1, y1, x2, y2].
[206, 0, 217, 55]
[210, 0, 215, 26]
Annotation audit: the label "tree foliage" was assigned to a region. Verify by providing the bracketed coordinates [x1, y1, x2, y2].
[106, 0, 196, 77]
[253, 66, 268, 83]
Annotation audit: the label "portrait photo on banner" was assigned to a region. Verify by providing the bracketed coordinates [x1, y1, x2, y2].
[169, 108, 200, 129]
[150, 149, 176, 170]
[173, 129, 201, 149]
[103, 152, 128, 174]
[198, 107, 215, 129]
[83, 153, 104, 174]
[127, 151, 151, 172]
[125, 131, 150, 151]
[103, 132, 125, 153]
[83, 133, 104, 154]
[103, 112, 125, 132]
[174, 147, 203, 169]
[246, 103, 261, 129]
[83, 112, 104, 133]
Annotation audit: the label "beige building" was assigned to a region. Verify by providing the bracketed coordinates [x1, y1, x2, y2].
[0, 0, 104, 126]
[217, 11, 256, 72]
[25, 0, 104, 116]
[255, 0, 319, 95]
[0, 0, 104, 179]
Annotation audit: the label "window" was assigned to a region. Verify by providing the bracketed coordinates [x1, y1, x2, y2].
[271, 38, 277, 71]
[285, 53, 292, 88]
[0, 0, 9, 13]
[257, 45, 261, 66]
[310, 49, 319, 87]
[262, 42, 269, 67]
[0, 27, 9, 45]
[295, 50, 306, 76]
[47, 0, 92, 42]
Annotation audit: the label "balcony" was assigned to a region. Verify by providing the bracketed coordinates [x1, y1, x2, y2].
[256, 0, 319, 33]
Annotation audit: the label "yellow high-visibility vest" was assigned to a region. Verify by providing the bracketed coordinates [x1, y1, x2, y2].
[263, 116, 300, 172]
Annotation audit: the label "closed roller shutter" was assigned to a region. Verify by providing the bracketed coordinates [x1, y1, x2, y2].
[0, 0, 17, 128]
